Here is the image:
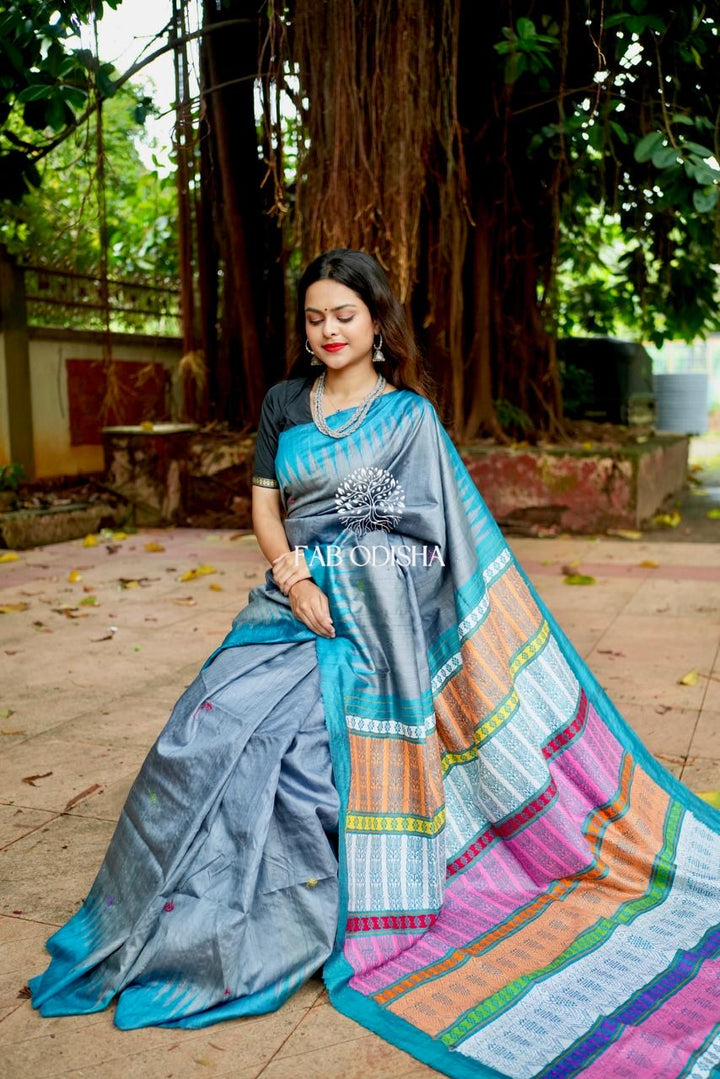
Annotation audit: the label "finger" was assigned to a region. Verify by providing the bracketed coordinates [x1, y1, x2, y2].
[311, 599, 335, 637]
[297, 603, 330, 638]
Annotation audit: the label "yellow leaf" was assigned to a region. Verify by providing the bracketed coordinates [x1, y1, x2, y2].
[581, 441, 594, 450]
[178, 563, 217, 582]
[563, 574, 597, 586]
[638, 560, 659, 568]
[209, 582, 223, 591]
[67, 570, 82, 582]
[678, 669, 700, 686]
[139, 421, 155, 431]
[82, 534, 97, 547]
[696, 791, 720, 809]
[79, 595, 98, 606]
[652, 511, 682, 528]
[0, 602, 30, 613]
[121, 579, 140, 590]
[606, 529, 643, 541]
[144, 542, 166, 552]
[113, 531, 129, 541]
[707, 509, 720, 520]
[0, 552, 19, 563]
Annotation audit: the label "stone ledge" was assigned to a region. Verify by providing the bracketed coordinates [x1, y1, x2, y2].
[458, 434, 689, 533]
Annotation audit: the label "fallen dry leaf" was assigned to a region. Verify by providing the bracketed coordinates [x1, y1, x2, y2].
[209, 583, 223, 592]
[82, 533, 97, 546]
[22, 771, 53, 786]
[563, 573, 597, 586]
[606, 529, 643, 541]
[0, 602, 30, 613]
[0, 708, 14, 719]
[0, 551, 19, 563]
[63, 783, 102, 812]
[144, 542, 166, 552]
[655, 705, 672, 715]
[1, 729, 24, 736]
[51, 607, 88, 619]
[17, 985, 32, 999]
[91, 633, 116, 642]
[67, 570, 82, 583]
[652, 511, 682, 528]
[678, 669, 700, 686]
[178, 564, 217, 582]
[638, 560, 659, 568]
[598, 649, 625, 657]
[118, 577, 158, 589]
[172, 596, 198, 607]
[79, 596, 98, 607]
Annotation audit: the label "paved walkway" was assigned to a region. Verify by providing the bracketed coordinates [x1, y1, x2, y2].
[1, 528, 718, 1078]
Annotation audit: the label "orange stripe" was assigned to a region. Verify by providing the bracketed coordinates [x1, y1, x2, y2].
[381, 760, 669, 1035]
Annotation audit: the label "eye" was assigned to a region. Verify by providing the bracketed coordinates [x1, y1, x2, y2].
[338, 316, 354, 323]
[307, 319, 322, 326]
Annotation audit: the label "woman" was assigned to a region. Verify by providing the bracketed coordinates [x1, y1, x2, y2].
[30, 250, 720, 1078]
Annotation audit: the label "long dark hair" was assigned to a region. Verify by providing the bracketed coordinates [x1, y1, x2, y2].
[285, 248, 438, 405]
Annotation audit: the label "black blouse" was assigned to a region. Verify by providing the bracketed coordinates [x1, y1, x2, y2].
[252, 377, 315, 488]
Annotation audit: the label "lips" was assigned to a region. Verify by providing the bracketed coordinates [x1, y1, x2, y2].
[323, 343, 346, 352]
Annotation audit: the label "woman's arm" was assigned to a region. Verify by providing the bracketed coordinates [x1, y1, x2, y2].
[251, 485, 335, 638]
[251, 485, 292, 565]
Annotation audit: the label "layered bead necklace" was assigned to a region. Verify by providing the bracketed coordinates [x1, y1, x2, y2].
[311, 368, 387, 438]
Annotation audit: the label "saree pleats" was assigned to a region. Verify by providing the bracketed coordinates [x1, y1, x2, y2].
[29, 640, 340, 1029]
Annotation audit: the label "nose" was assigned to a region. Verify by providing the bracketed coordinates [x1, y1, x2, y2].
[322, 314, 342, 337]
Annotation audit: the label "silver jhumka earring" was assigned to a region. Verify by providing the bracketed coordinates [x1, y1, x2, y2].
[306, 339, 322, 366]
[372, 333, 386, 363]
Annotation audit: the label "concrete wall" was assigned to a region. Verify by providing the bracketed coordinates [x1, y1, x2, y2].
[0, 328, 181, 477]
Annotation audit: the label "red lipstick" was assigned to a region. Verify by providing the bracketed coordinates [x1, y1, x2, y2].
[323, 343, 346, 352]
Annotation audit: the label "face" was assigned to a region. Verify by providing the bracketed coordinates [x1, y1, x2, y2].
[304, 279, 379, 372]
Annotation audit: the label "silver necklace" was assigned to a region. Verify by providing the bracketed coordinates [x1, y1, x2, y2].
[311, 369, 386, 438]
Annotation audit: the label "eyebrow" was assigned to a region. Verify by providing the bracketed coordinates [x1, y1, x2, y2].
[304, 304, 358, 313]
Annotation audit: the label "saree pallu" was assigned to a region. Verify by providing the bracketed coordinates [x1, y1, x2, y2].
[30, 390, 720, 1077]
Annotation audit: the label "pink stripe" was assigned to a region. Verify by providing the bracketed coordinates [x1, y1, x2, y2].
[582, 957, 720, 1079]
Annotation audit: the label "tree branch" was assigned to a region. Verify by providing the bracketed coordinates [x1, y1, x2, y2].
[19, 17, 262, 165]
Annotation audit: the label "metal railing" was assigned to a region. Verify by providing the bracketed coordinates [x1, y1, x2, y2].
[22, 264, 181, 337]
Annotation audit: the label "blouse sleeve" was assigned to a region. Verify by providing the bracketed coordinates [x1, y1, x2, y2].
[252, 385, 282, 488]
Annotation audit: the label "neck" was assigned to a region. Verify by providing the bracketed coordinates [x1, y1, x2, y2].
[322, 363, 380, 399]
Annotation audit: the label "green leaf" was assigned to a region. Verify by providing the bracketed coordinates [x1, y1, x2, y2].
[634, 132, 663, 163]
[652, 145, 679, 169]
[693, 187, 718, 212]
[609, 121, 629, 145]
[16, 83, 54, 103]
[516, 17, 535, 39]
[683, 140, 713, 158]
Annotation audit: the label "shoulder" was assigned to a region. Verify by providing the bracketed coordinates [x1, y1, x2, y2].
[262, 377, 310, 408]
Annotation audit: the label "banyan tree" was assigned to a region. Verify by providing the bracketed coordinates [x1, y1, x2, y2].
[193, 0, 720, 440]
[3, 2, 718, 439]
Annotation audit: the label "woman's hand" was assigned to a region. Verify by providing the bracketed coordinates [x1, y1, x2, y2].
[288, 579, 335, 638]
[271, 547, 313, 595]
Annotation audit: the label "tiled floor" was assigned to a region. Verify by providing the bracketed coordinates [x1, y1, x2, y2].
[1, 528, 718, 1078]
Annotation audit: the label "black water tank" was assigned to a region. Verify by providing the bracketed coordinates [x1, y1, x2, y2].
[558, 337, 656, 426]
